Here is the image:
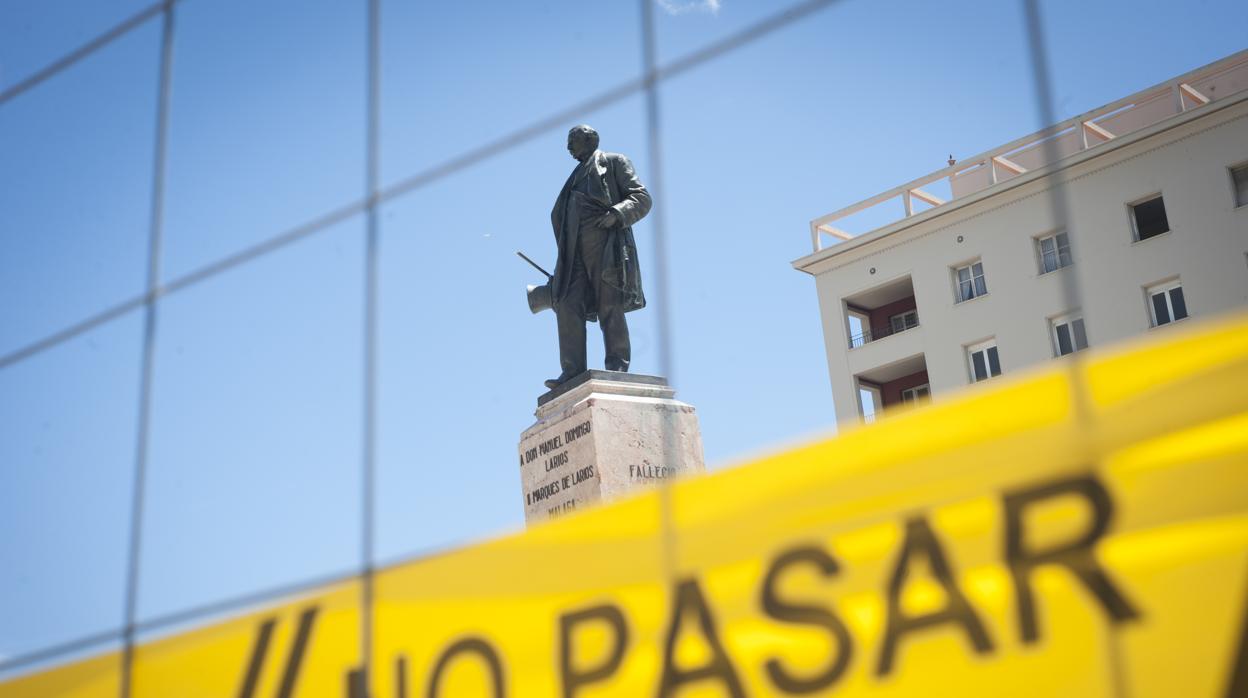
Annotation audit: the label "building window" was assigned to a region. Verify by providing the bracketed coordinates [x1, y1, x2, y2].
[1129, 195, 1170, 241]
[1050, 313, 1089, 356]
[966, 339, 1001, 383]
[1036, 232, 1072, 274]
[901, 384, 930, 403]
[954, 261, 987, 303]
[1232, 163, 1248, 208]
[890, 309, 919, 334]
[1147, 279, 1188, 326]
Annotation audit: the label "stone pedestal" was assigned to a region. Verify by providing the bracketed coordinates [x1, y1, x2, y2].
[518, 371, 705, 525]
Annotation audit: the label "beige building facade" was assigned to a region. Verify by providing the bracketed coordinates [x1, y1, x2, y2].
[794, 51, 1248, 425]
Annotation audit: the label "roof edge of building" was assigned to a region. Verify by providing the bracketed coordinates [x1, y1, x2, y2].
[793, 80, 1248, 277]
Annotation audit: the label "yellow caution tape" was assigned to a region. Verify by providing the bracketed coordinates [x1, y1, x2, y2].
[6, 311, 1248, 697]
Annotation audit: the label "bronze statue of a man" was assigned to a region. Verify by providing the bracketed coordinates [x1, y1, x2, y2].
[545, 125, 652, 390]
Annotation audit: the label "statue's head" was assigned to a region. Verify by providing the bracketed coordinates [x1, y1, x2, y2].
[567, 125, 599, 162]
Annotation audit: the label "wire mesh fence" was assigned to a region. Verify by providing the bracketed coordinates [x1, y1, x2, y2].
[0, 0, 853, 685]
[0, 0, 1157, 691]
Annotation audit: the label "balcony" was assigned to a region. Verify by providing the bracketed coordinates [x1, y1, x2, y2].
[855, 353, 930, 422]
[845, 276, 918, 349]
[849, 316, 920, 348]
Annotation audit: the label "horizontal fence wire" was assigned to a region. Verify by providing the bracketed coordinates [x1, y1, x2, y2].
[0, 0, 842, 679]
[0, 1, 171, 105]
[0, 568, 358, 675]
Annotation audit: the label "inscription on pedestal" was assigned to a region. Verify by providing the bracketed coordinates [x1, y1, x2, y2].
[518, 374, 705, 525]
[629, 464, 678, 480]
[519, 415, 601, 521]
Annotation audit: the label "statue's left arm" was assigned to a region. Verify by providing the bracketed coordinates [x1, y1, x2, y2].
[608, 154, 652, 227]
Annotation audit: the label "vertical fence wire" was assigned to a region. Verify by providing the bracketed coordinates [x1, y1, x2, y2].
[640, 1, 675, 387]
[1018, 0, 1094, 427]
[361, 0, 382, 691]
[120, 2, 175, 696]
[638, 0, 682, 592]
[1018, 2, 1128, 697]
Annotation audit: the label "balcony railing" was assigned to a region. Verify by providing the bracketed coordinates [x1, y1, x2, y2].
[808, 49, 1248, 254]
[848, 318, 919, 348]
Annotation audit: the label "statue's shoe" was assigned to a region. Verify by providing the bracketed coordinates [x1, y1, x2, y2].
[544, 369, 586, 389]
[544, 374, 576, 390]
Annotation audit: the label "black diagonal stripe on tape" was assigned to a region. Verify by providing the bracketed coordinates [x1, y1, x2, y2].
[236, 618, 276, 698]
[345, 667, 366, 698]
[276, 607, 319, 698]
[1226, 563, 1248, 697]
[396, 655, 408, 698]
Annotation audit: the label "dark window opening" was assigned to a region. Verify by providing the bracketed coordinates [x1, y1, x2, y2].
[1232, 163, 1248, 208]
[1170, 287, 1188, 321]
[1053, 316, 1088, 357]
[1131, 196, 1170, 241]
[972, 352, 987, 381]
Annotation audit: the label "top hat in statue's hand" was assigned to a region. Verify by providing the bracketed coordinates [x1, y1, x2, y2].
[517, 251, 554, 314]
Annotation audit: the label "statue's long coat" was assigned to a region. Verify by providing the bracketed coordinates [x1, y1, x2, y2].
[550, 150, 651, 320]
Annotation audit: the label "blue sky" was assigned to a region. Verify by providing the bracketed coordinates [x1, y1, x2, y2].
[1, 0, 1244, 665]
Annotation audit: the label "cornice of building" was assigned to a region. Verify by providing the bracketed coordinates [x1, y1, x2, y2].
[793, 50, 1248, 276]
